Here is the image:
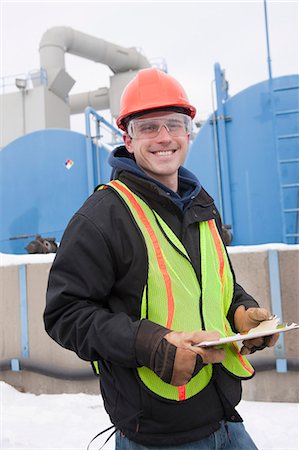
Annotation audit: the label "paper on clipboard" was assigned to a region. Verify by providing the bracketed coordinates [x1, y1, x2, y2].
[195, 318, 299, 348]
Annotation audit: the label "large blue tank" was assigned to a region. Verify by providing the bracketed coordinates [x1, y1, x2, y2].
[186, 67, 299, 245]
[0, 128, 112, 253]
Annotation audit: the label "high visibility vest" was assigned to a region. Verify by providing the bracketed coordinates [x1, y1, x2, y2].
[97, 180, 254, 401]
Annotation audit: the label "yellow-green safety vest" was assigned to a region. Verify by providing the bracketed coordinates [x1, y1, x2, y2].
[96, 180, 254, 401]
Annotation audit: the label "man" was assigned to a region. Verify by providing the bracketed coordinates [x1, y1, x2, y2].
[44, 68, 278, 449]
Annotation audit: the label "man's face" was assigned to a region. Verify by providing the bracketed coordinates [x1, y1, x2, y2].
[123, 110, 191, 191]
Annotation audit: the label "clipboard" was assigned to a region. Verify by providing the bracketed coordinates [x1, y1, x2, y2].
[195, 317, 299, 348]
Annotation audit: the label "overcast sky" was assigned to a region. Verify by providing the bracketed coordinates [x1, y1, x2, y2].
[0, 0, 298, 127]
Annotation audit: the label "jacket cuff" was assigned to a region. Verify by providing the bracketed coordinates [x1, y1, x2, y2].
[135, 319, 171, 368]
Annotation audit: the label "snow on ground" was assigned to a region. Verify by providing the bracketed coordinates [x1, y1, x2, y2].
[1, 244, 299, 267]
[0, 253, 55, 267]
[227, 243, 299, 254]
[1, 382, 298, 450]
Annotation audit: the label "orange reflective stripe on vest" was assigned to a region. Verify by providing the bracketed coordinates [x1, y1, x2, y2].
[110, 180, 175, 329]
[208, 219, 224, 292]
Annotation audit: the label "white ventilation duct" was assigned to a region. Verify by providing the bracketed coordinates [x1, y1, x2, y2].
[39, 26, 151, 113]
[69, 88, 110, 114]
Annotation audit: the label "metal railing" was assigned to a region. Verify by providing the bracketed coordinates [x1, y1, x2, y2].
[0, 68, 47, 94]
[84, 107, 123, 194]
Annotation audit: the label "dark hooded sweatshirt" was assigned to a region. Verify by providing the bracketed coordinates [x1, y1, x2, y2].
[44, 145, 258, 446]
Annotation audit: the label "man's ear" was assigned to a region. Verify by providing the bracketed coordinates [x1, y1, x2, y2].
[123, 133, 134, 154]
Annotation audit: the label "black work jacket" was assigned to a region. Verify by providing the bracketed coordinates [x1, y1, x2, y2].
[44, 170, 258, 446]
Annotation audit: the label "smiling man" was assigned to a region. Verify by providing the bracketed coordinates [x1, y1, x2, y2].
[123, 110, 191, 191]
[44, 68, 277, 450]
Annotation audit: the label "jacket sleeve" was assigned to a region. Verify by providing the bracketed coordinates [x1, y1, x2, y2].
[44, 210, 175, 376]
[44, 212, 145, 367]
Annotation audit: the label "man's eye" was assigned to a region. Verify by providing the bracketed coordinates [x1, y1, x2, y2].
[140, 123, 158, 132]
[167, 121, 183, 130]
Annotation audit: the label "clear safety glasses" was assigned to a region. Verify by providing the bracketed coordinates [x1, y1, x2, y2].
[127, 113, 192, 139]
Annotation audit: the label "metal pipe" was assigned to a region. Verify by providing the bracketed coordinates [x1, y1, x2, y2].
[213, 63, 233, 227]
[211, 79, 224, 219]
[84, 107, 122, 138]
[268, 250, 287, 372]
[85, 106, 122, 195]
[19, 265, 29, 359]
[39, 26, 151, 87]
[251, 357, 299, 372]
[1, 359, 95, 380]
[263, 0, 273, 81]
[69, 88, 110, 115]
[1, 356, 298, 381]
[264, 1, 286, 243]
[84, 107, 122, 194]
[21, 89, 26, 135]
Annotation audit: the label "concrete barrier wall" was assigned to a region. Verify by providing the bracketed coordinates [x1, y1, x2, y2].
[0, 246, 298, 400]
[229, 248, 299, 361]
[228, 247, 299, 402]
[0, 260, 98, 394]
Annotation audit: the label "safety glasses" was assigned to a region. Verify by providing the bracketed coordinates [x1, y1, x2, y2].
[127, 113, 192, 139]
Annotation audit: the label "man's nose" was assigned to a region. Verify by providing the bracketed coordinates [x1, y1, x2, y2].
[156, 124, 172, 139]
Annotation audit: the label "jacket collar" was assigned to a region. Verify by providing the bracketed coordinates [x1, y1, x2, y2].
[109, 145, 202, 211]
[118, 171, 215, 212]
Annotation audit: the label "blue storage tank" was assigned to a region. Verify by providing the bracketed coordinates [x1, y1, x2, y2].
[186, 65, 299, 245]
[0, 128, 113, 253]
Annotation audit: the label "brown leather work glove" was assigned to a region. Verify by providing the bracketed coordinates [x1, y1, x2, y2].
[234, 306, 279, 355]
[164, 330, 226, 386]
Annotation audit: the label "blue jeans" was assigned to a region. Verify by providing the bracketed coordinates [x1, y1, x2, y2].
[115, 421, 259, 449]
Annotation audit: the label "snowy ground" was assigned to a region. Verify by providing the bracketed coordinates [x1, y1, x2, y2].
[1, 381, 298, 450]
[1, 244, 299, 268]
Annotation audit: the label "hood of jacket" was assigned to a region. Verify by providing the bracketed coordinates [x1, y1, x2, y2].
[108, 145, 202, 210]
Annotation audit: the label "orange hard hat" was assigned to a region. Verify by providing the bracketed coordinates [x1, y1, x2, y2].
[116, 68, 197, 131]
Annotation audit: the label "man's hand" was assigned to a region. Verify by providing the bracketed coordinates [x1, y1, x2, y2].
[164, 330, 225, 386]
[234, 306, 279, 355]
